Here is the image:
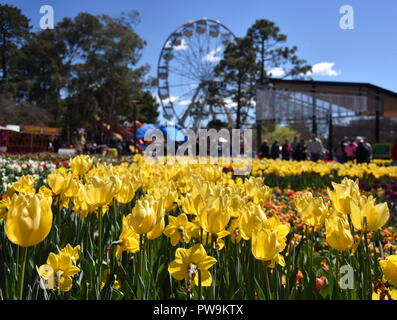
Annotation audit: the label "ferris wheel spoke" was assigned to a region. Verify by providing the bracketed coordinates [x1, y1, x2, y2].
[174, 40, 209, 77]
[221, 102, 237, 128]
[178, 84, 203, 127]
[174, 87, 199, 105]
[172, 52, 203, 79]
[168, 64, 198, 81]
[185, 35, 207, 77]
[168, 66, 199, 82]
[168, 82, 200, 88]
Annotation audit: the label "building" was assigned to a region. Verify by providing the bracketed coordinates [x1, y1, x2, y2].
[0, 125, 61, 153]
[256, 79, 397, 158]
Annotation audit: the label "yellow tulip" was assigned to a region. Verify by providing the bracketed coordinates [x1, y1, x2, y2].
[250, 215, 290, 267]
[180, 193, 203, 216]
[70, 155, 93, 176]
[148, 186, 178, 212]
[251, 228, 285, 267]
[229, 195, 245, 218]
[84, 176, 117, 208]
[327, 178, 360, 215]
[7, 175, 36, 196]
[227, 218, 242, 244]
[244, 177, 272, 205]
[115, 216, 140, 259]
[73, 183, 97, 218]
[197, 196, 230, 234]
[325, 213, 354, 251]
[63, 177, 80, 198]
[380, 255, 397, 286]
[239, 204, 267, 240]
[115, 181, 137, 204]
[38, 186, 53, 198]
[6, 193, 53, 247]
[267, 216, 290, 253]
[350, 196, 389, 232]
[0, 196, 11, 221]
[163, 189, 178, 211]
[147, 217, 165, 240]
[128, 196, 163, 235]
[168, 244, 217, 289]
[295, 192, 329, 227]
[294, 192, 312, 212]
[47, 172, 72, 195]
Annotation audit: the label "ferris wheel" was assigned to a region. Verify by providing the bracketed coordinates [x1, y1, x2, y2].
[157, 18, 237, 130]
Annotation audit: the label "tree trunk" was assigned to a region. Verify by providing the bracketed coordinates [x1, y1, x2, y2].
[260, 40, 265, 84]
[236, 73, 242, 129]
[1, 31, 7, 81]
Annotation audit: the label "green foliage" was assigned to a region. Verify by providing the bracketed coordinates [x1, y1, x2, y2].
[0, 7, 158, 144]
[214, 37, 257, 128]
[0, 4, 31, 83]
[262, 124, 299, 144]
[246, 19, 312, 83]
[214, 19, 312, 129]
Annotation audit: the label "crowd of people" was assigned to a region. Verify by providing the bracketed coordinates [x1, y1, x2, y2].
[334, 136, 373, 164]
[259, 135, 374, 163]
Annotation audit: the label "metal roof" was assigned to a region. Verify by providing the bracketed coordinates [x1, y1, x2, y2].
[264, 79, 397, 118]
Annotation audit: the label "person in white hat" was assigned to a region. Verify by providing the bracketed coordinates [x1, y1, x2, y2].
[355, 136, 371, 163]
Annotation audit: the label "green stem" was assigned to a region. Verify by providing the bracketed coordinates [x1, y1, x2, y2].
[363, 233, 373, 299]
[98, 207, 103, 298]
[139, 234, 145, 282]
[358, 234, 366, 299]
[264, 265, 272, 300]
[17, 247, 28, 300]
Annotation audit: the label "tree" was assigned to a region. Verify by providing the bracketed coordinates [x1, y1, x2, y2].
[215, 19, 311, 130]
[214, 37, 257, 129]
[15, 10, 158, 143]
[60, 12, 158, 142]
[207, 119, 228, 131]
[246, 19, 312, 84]
[133, 90, 160, 124]
[0, 5, 30, 83]
[17, 29, 67, 126]
[263, 124, 299, 144]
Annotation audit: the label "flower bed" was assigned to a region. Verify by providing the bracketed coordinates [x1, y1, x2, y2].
[0, 155, 396, 300]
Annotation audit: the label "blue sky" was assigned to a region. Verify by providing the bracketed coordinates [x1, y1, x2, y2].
[5, 0, 397, 94]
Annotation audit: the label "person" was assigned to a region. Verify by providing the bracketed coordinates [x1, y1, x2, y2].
[116, 140, 123, 160]
[76, 131, 86, 155]
[290, 136, 299, 160]
[344, 138, 358, 162]
[334, 138, 347, 163]
[47, 139, 54, 152]
[391, 138, 397, 166]
[355, 137, 371, 164]
[364, 137, 373, 162]
[307, 134, 324, 162]
[53, 136, 60, 153]
[281, 139, 291, 160]
[294, 139, 307, 161]
[270, 140, 280, 159]
[259, 140, 270, 159]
